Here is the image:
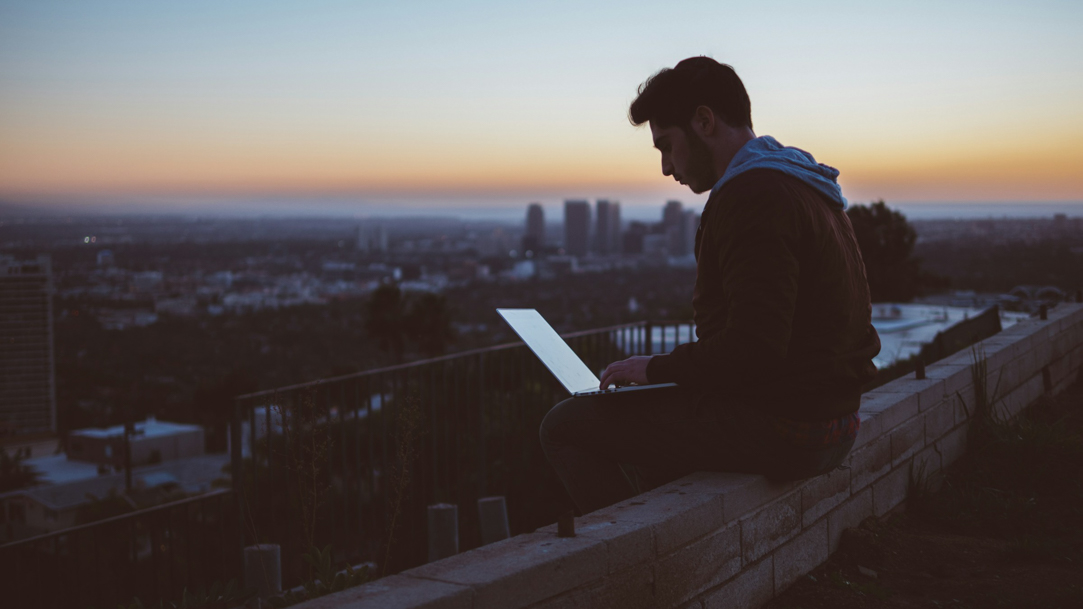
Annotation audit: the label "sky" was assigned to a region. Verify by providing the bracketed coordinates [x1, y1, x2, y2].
[1, 0, 1081, 217]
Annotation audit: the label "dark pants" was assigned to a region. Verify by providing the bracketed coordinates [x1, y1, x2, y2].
[539, 385, 854, 515]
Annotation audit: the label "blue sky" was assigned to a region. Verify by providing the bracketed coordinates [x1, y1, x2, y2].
[1, 0, 1081, 216]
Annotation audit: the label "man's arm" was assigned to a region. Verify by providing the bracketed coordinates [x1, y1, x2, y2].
[646, 179, 802, 393]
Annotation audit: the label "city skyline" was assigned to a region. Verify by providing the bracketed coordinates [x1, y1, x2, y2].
[2, 1, 1082, 213]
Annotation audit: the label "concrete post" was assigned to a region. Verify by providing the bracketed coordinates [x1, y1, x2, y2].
[477, 496, 511, 546]
[428, 503, 459, 562]
[244, 544, 282, 599]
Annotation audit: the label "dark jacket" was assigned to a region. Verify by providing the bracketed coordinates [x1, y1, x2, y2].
[646, 168, 881, 421]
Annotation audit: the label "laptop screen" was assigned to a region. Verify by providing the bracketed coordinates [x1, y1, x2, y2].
[497, 309, 601, 394]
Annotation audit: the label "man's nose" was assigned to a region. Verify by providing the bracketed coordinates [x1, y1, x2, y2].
[661, 157, 673, 177]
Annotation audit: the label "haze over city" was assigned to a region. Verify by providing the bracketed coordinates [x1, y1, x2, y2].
[2, 0, 1082, 218]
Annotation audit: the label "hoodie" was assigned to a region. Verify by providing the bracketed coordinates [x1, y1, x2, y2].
[710, 136, 847, 209]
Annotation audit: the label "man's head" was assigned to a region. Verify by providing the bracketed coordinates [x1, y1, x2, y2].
[629, 57, 756, 193]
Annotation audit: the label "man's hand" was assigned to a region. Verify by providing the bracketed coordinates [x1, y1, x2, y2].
[599, 356, 653, 389]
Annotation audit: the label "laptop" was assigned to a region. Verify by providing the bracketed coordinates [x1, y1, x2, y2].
[497, 308, 678, 397]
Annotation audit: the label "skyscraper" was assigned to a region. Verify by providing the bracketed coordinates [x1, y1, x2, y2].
[522, 203, 545, 253]
[0, 255, 56, 434]
[563, 200, 591, 257]
[594, 199, 622, 255]
[662, 200, 686, 255]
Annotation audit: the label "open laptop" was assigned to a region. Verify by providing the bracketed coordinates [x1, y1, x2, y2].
[497, 308, 677, 397]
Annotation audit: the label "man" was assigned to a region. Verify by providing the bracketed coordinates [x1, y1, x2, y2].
[539, 57, 881, 516]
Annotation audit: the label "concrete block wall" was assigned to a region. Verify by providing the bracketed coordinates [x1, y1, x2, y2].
[299, 304, 1083, 609]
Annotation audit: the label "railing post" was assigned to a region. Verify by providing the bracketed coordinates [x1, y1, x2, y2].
[231, 398, 246, 568]
[477, 496, 510, 546]
[645, 322, 654, 356]
[427, 503, 459, 562]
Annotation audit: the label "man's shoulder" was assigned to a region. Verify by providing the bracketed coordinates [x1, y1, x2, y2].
[706, 168, 810, 224]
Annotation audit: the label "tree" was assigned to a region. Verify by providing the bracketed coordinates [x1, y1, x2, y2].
[365, 283, 406, 362]
[405, 293, 456, 357]
[846, 200, 941, 302]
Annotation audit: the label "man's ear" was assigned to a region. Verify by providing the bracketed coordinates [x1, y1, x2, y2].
[693, 105, 716, 137]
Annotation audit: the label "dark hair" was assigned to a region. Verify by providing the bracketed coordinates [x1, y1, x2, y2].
[629, 57, 752, 130]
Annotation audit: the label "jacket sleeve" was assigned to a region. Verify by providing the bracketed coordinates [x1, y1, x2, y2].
[646, 179, 802, 394]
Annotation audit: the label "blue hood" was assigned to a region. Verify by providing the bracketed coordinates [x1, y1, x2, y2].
[710, 136, 847, 209]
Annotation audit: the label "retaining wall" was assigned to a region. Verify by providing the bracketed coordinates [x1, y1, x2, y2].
[300, 304, 1083, 609]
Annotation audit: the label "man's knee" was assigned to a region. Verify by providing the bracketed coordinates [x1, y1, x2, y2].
[539, 397, 585, 448]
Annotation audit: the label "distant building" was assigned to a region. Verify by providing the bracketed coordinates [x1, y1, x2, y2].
[0, 255, 56, 435]
[622, 221, 649, 254]
[66, 416, 204, 468]
[95, 250, 115, 267]
[662, 200, 687, 256]
[522, 203, 545, 253]
[563, 200, 591, 257]
[594, 199, 621, 255]
[356, 224, 388, 253]
[682, 210, 700, 256]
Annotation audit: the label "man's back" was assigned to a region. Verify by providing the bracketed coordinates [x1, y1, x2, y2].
[647, 168, 881, 420]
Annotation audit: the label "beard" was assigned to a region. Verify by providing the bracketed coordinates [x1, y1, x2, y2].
[682, 126, 718, 194]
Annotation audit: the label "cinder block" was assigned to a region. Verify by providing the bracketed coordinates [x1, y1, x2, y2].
[872, 465, 910, 517]
[890, 416, 924, 468]
[951, 389, 975, 427]
[995, 374, 1043, 420]
[852, 411, 882, 451]
[925, 363, 972, 401]
[827, 488, 872, 553]
[740, 491, 802, 565]
[924, 399, 956, 443]
[876, 378, 945, 414]
[849, 433, 892, 494]
[699, 556, 774, 609]
[404, 530, 606, 609]
[1048, 352, 1074, 387]
[936, 424, 969, 469]
[654, 524, 741, 609]
[857, 391, 918, 433]
[801, 466, 851, 527]
[997, 350, 1039, 395]
[525, 563, 654, 609]
[570, 483, 723, 557]
[537, 513, 653, 575]
[773, 519, 830, 594]
[912, 445, 942, 485]
[299, 574, 472, 609]
[669, 472, 796, 524]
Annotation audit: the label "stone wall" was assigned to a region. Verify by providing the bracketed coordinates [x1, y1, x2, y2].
[299, 304, 1083, 609]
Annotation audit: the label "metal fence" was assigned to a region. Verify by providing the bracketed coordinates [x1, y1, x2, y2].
[0, 489, 238, 609]
[230, 319, 695, 584]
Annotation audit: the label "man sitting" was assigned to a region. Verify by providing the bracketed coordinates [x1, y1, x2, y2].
[540, 57, 882, 515]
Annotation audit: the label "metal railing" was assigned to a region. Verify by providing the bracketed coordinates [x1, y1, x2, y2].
[0, 489, 238, 609]
[230, 319, 695, 584]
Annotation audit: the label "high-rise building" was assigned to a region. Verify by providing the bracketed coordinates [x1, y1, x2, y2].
[0, 255, 56, 435]
[522, 203, 545, 253]
[662, 201, 685, 255]
[356, 224, 388, 253]
[563, 200, 591, 257]
[594, 199, 622, 255]
[682, 209, 701, 256]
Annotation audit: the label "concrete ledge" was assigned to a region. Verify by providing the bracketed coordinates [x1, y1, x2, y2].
[299, 304, 1083, 609]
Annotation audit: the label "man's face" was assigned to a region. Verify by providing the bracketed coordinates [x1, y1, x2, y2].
[649, 122, 716, 194]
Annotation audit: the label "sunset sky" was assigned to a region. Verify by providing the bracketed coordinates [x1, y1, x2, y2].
[1, 0, 1081, 215]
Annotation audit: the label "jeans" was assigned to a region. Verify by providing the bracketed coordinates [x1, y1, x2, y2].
[539, 385, 855, 515]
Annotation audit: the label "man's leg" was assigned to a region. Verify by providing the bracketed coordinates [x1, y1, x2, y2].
[539, 386, 757, 515]
[539, 387, 856, 515]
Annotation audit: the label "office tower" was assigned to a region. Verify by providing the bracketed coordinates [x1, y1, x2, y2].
[522, 203, 545, 253]
[682, 209, 701, 256]
[0, 255, 56, 434]
[622, 221, 649, 254]
[356, 224, 389, 253]
[663, 200, 684, 231]
[594, 200, 622, 255]
[563, 200, 590, 257]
